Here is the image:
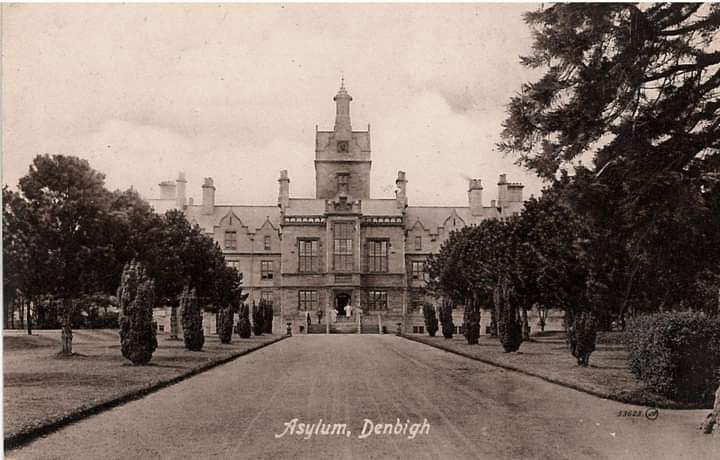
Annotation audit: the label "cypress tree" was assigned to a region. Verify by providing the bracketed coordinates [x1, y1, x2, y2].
[422, 303, 438, 337]
[217, 306, 234, 344]
[463, 301, 480, 345]
[252, 301, 264, 336]
[439, 301, 454, 339]
[237, 303, 252, 338]
[118, 261, 158, 365]
[263, 300, 273, 334]
[180, 286, 204, 351]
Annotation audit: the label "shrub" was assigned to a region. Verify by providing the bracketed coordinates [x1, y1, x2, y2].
[567, 311, 597, 366]
[217, 306, 234, 344]
[422, 303, 438, 337]
[117, 261, 157, 365]
[463, 304, 480, 344]
[625, 312, 720, 404]
[263, 301, 273, 334]
[439, 302, 454, 339]
[180, 287, 204, 351]
[498, 313, 522, 352]
[252, 302, 264, 336]
[498, 298, 522, 352]
[237, 303, 252, 338]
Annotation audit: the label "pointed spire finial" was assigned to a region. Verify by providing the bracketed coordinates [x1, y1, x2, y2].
[340, 74, 345, 90]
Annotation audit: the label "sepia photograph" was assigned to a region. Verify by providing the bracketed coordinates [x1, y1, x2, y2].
[2, 2, 719, 459]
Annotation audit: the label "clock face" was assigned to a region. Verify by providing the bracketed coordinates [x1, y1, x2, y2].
[337, 141, 349, 153]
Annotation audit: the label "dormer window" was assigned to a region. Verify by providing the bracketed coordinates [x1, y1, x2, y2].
[337, 173, 349, 194]
[337, 141, 349, 153]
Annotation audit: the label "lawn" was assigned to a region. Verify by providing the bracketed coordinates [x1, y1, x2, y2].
[407, 331, 704, 409]
[3, 329, 283, 442]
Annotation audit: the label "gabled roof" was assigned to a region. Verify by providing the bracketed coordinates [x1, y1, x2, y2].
[405, 206, 472, 232]
[185, 205, 281, 234]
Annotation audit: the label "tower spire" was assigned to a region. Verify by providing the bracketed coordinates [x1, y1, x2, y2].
[333, 77, 352, 139]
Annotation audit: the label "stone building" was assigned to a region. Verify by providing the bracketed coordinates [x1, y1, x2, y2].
[149, 82, 525, 334]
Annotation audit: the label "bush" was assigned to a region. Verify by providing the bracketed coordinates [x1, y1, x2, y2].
[251, 302, 264, 336]
[463, 304, 480, 344]
[117, 261, 157, 365]
[439, 302, 454, 339]
[180, 287, 204, 351]
[217, 306, 234, 344]
[263, 301, 273, 334]
[625, 312, 720, 404]
[568, 311, 597, 366]
[422, 303, 438, 337]
[498, 299, 522, 352]
[237, 303, 252, 339]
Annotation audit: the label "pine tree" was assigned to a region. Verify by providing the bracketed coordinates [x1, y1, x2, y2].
[422, 303, 438, 337]
[237, 303, 252, 339]
[217, 306, 234, 344]
[180, 286, 204, 351]
[463, 301, 480, 345]
[117, 261, 158, 365]
[496, 279, 523, 352]
[252, 301, 264, 336]
[263, 300, 273, 334]
[439, 301, 454, 339]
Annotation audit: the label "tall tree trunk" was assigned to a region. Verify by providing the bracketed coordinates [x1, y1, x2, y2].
[26, 298, 33, 335]
[702, 385, 720, 434]
[170, 305, 179, 340]
[490, 287, 499, 337]
[522, 307, 530, 340]
[18, 298, 25, 329]
[61, 298, 73, 355]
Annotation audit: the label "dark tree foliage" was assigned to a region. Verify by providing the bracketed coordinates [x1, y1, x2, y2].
[499, 4, 720, 320]
[625, 312, 720, 404]
[237, 303, 252, 339]
[180, 287, 204, 351]
[117, 261, 158, 365]
[263, 300, 274, 334]
[422, 303, 439, 337]
[217, 307, 234, 344]
[462, 302, 480, 345]
[10, 155, 116, 354]
[251, 301, 264, 336]
[439, 301, 454, 339]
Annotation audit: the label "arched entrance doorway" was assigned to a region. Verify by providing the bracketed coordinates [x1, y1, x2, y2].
[335, 293, 351, 317]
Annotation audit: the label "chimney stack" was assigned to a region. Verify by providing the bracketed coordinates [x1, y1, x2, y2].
[395, 170, 408, 208]
[468, 178, 483, 216]
[175, 172, 187, 209]
[278, 170, 290, 210]
[202, 177, 215, 215]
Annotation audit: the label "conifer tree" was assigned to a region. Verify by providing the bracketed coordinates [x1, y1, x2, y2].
[217, 306, 234, 344]
[118, 261, 158, 365]
[263, 300, 273, 334]
[180, 286, 204, 351]
[422, 303, 438, 337]
[252, 301, 264, 336]
[439, 301, 454, 339]
[463, 300, 480, 345]
[237, 303, 252, 339]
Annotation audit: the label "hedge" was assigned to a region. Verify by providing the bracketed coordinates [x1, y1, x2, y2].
[625, 312, 720, 404]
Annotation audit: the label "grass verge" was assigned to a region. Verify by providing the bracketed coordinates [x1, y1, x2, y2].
[404, 332, 707, 410]
[4, 329, 287, 449]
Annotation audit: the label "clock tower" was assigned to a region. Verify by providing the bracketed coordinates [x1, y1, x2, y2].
[314, 80, 372, 200]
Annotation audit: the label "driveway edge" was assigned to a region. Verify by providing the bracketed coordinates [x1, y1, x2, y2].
[5, 335, 289, 450]
[401, 335, 700, 410]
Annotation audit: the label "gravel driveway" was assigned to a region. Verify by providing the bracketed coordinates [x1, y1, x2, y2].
[9, 335, 716, 459]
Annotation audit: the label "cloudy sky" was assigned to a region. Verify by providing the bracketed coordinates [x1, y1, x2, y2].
[2, 3, 547, 207]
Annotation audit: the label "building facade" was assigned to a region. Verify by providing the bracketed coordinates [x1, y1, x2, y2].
[150, 83, 524, 334]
